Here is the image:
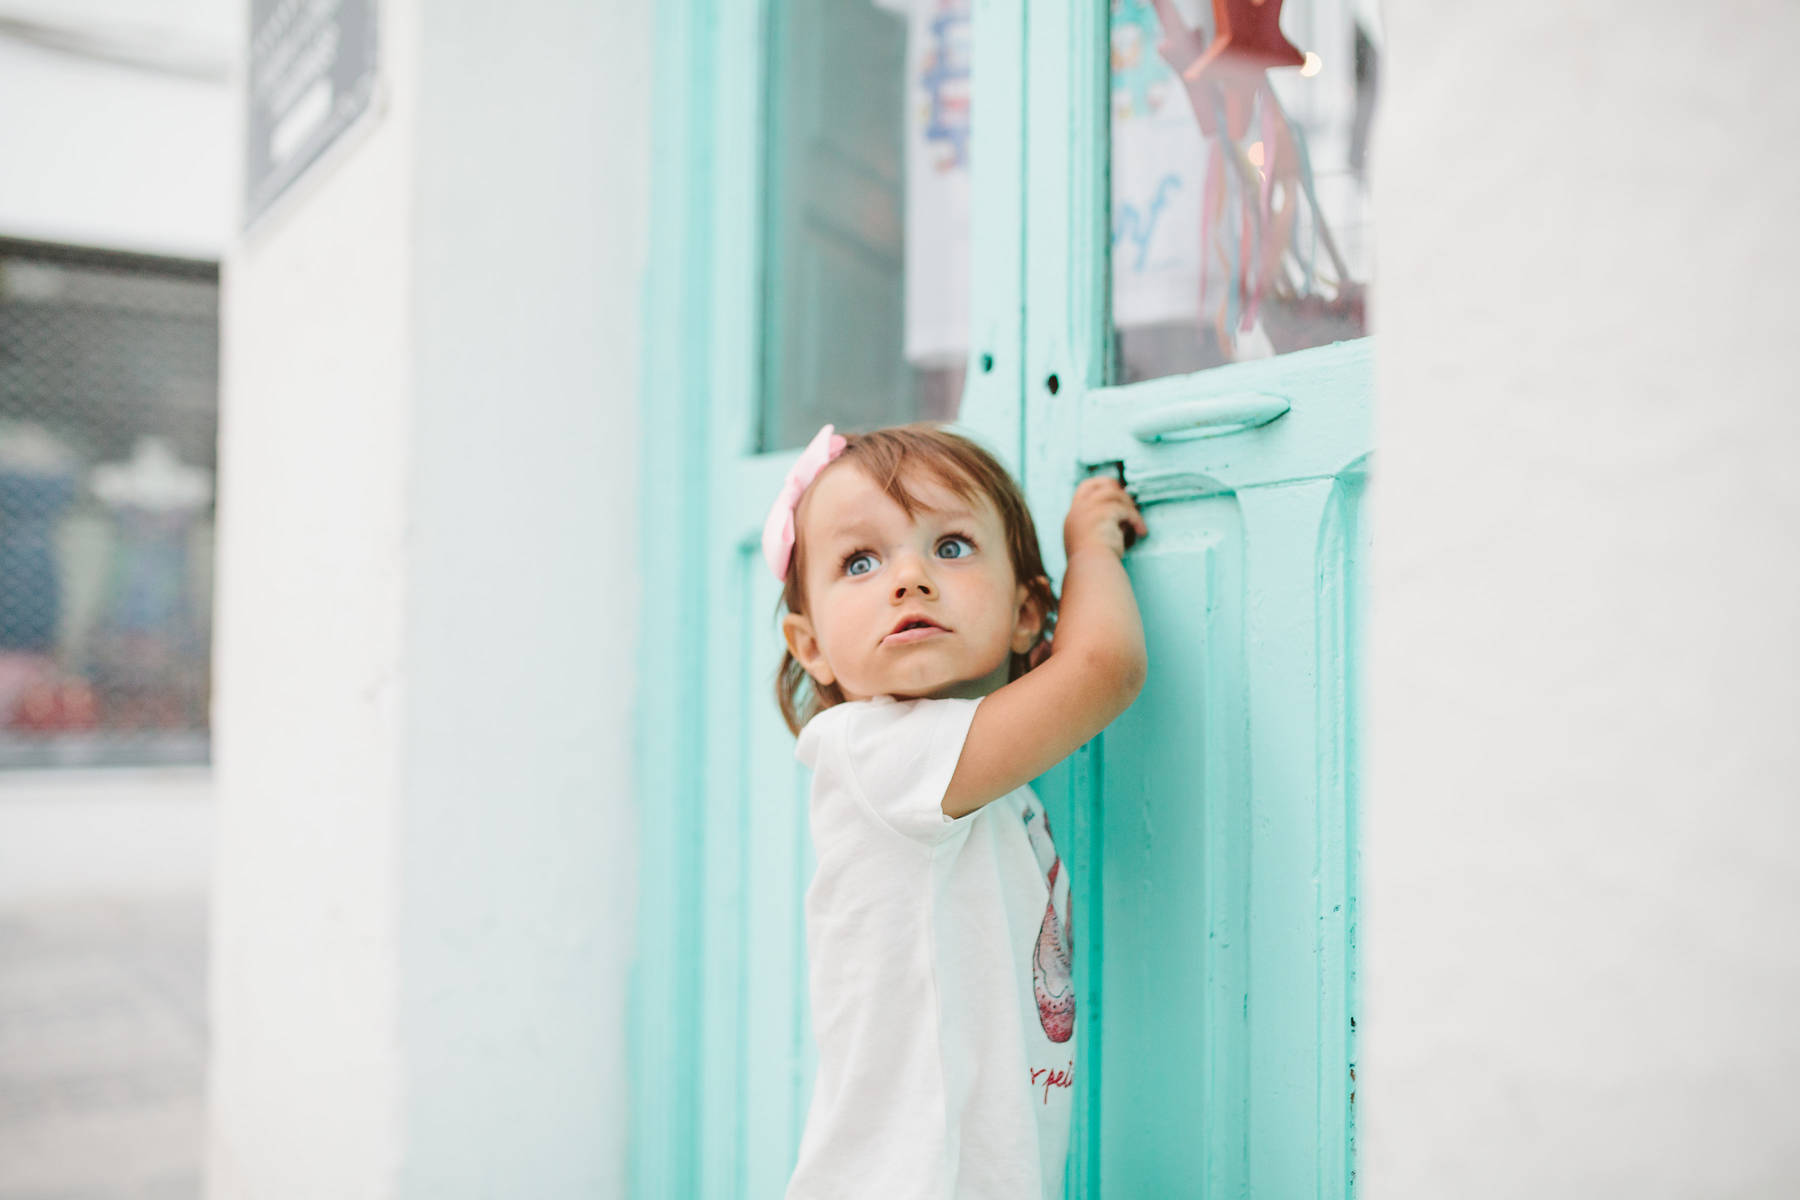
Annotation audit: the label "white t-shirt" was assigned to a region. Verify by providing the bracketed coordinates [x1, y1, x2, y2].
[785, 694, 1077, 1200]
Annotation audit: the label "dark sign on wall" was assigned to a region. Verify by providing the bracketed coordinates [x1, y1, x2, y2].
[244, 0, 379, 227]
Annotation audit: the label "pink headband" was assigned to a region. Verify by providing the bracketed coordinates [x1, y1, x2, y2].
[762, 423, 847, 581]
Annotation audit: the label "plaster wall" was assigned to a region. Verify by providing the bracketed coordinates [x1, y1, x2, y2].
[207, 0, 416, 1189]
[1365, 3, 1800, 1194]
[395, 0, 647, 1193]
[209, 0, 647, 1194]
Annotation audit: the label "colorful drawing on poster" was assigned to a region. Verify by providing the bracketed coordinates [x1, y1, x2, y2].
[920, 2, 971, 171]
[1115, 172, 1183, 272]
[1111, 0, 1172, 120]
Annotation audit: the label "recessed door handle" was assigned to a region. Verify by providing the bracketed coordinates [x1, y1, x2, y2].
[1130, 393, 1291, 443]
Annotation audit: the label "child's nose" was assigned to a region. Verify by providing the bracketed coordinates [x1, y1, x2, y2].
[892, 552, 935, 599]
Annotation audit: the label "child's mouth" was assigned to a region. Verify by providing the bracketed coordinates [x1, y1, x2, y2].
[884, 624, 947, 645]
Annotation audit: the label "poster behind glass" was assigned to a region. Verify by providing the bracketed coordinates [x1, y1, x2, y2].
[1110, 0, 1379, 383]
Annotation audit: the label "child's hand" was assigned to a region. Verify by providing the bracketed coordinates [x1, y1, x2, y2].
[1063, 475, 1148, 561]
[947, 476, 1148, 817]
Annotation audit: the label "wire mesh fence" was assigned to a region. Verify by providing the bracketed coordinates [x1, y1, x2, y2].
[0, 238, 218, 769]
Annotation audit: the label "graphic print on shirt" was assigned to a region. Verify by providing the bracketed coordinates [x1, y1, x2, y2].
[1022, 803, 1075, 1043]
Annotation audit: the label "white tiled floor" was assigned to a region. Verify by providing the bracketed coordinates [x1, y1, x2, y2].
[0, 895, 207, 1199]
[0, 772, 210, 1200]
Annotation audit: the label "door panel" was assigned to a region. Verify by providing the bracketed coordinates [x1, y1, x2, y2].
[1061, 434, 1365, 1197]
[1095, 493, 1252, 1194]
[1235, 477, 1359, 1198]
[1022, 7, 1369, 1189]
[1054, 349, 1369, 1197]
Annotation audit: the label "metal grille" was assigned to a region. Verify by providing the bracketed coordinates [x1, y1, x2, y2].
[0, 238, 219, 768]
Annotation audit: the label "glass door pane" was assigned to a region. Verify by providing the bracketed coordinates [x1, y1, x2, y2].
[1109, 0, 1378, 384]
[760, 0, 975, 451]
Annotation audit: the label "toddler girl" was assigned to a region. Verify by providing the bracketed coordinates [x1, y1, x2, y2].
[766, 422, 1148, 1200]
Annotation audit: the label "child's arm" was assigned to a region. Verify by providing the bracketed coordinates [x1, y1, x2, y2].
[941, 476, 1148, 818]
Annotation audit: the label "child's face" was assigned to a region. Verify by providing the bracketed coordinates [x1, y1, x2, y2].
[782, 461, 1044, 704]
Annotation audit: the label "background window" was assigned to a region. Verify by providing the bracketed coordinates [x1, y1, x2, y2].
[0, 239, 218, 768]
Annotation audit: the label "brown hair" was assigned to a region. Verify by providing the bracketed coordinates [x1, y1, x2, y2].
[773, 423, 1058, 736]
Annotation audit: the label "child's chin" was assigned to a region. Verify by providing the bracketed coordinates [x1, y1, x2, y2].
[872, 657, 998, 699]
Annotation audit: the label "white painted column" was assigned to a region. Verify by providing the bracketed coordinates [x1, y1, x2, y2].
[209, 1, 648, 1195]
[1367, 3, 1800, 1195]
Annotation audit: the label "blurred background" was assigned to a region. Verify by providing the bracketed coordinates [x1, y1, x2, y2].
[0, 1, 230, 1194]
[1, 1, 1796, 1198]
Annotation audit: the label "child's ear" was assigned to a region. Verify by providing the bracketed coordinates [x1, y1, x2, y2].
[1009, 576, 1050, 654]
[782, 612, 836, 688]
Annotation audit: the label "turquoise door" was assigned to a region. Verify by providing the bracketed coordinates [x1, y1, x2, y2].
[633, 2, 1371, 1196]
[632, 5, 1025, 1196]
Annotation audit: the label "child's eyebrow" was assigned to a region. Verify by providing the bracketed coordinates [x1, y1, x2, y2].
[819, 519, 884, 542]
[820, 506, 977, 543]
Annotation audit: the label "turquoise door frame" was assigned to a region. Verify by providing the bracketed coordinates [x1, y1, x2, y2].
[632, 2, 1365, 1196]
[631, 2, 1029, 1197]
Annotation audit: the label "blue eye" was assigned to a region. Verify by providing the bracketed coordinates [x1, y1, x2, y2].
[842, 551, 877, 577]
[936, 534, 976, 560]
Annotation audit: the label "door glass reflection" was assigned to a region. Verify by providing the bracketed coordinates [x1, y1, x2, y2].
[1110, 0, 1378, 384]
[760, 0, 972, 453]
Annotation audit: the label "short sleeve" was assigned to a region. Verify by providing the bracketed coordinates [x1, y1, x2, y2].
[839, 695, 983, 845]
[794, 701, 848, 770]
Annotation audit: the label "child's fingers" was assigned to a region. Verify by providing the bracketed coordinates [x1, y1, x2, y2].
[1103, 490, 1146, 528]
[1111, 497, 1148, 542]
[1069, 477, 1147, 548]
[1090, 478, 1138, 511]
[1074, 483, 1131, 517]
[1071, 481, 1109, 508]
[1076, 489, 1144, 524]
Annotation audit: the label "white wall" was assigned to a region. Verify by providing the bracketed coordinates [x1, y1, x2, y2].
[0, 1, 234, 256]
[1366, 3, 1800, 1195]
[209, 0, 647, 1195]
[208, 0, 416, 1187]
[396, 0, 646, 1192]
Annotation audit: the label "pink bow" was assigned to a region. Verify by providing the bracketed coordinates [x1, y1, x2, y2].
[762, 423, 847, 581]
